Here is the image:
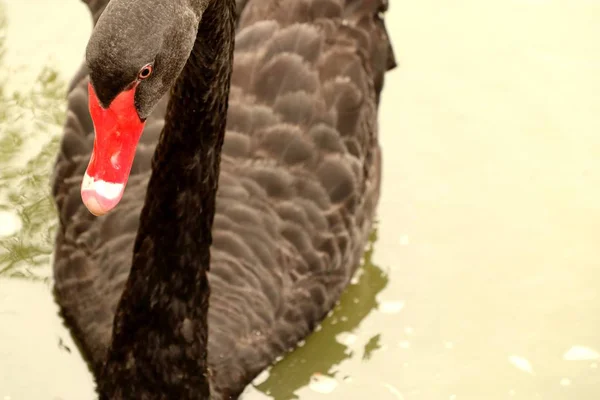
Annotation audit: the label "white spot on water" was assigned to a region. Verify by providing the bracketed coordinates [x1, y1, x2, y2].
[591, 362, 598, 369]
[335, 332, 357, 346]
[308, 374, 338, 394]
[560, 378, 571, 386]
[563, 345, 600, 361]
[350, 268, 364, 285]
[509, 389, 516, 396]
[0, 211, 22, 237]
[399, 235, 409, 246]
[508, 355, 534, 374]
[379, 300, 405, 314]
[404, 326, 414, 335]
[449, 395, 457, 400]
[382, 383, 404, 399]
[251, 369, 270, 385]
[398, 340, 411, 349]
[444, 341, 455, 350]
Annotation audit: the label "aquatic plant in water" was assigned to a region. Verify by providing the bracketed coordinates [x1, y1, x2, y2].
[0, 5, 66, 281]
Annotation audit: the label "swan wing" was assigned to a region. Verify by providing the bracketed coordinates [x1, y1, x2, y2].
[206, 0, 395, 395]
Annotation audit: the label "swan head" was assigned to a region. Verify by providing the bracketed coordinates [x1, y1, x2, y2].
[80, 0, 202, 216]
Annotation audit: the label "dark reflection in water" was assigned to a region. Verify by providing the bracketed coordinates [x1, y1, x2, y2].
[257, 229, 389, 399]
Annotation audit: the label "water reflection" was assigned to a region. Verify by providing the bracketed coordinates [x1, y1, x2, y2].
[256, 229, 389, 399]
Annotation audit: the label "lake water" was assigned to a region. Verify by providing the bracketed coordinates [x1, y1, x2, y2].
[1, 0, 599, 399]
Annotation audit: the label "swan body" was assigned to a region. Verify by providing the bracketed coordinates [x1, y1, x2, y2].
[52, 0, 395, 397]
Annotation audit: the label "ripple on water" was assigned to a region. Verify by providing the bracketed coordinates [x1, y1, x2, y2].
[0, 211, 22, 237]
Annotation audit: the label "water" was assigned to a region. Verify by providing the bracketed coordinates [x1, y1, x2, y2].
[1, 0, 599, 399]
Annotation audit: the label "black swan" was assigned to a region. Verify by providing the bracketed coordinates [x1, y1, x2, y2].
[51, 0, 396, 398]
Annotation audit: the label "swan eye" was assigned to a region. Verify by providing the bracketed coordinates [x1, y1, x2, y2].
[138, 64, 153, 80]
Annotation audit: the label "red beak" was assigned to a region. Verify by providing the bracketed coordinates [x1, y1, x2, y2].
[81, 82, 146, 216]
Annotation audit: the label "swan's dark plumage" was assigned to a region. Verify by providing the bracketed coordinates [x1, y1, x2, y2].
[52, 0, 395, 398]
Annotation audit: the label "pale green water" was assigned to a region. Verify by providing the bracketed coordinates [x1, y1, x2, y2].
[1, 0, 600, 399]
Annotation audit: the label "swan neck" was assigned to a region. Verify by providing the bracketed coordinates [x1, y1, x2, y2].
[98, 0, 236, 397]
